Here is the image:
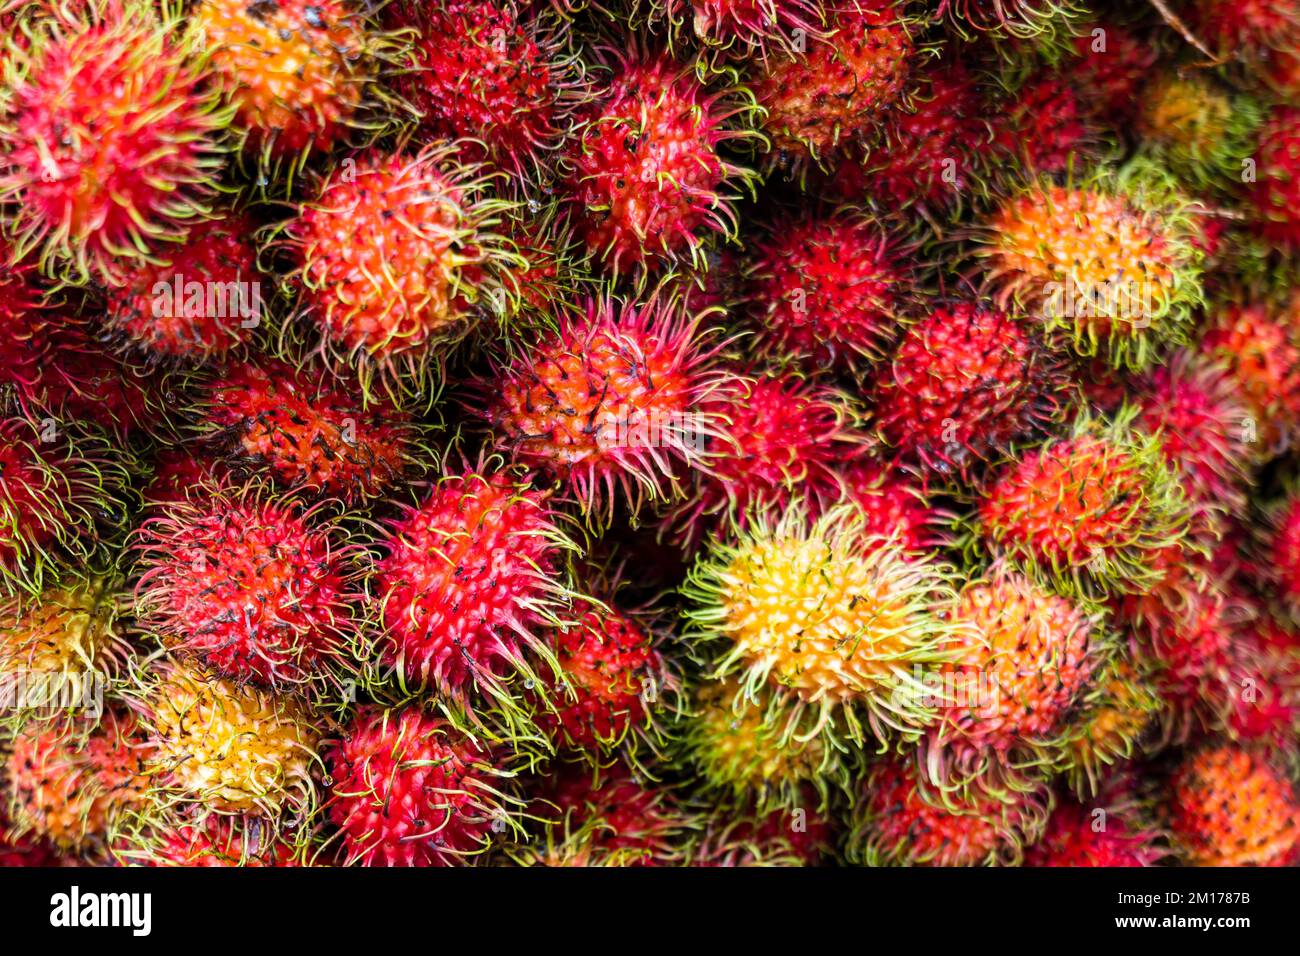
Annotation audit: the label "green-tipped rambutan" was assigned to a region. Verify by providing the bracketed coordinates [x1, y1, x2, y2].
[480, 294, 725, 521]
[648, 0, 827, 63]
[686, 798, 833, 866]
[937, 0, 1082, 40]
[1136, 72, 1262, 192]
[1025, 792, 1166, 867]
[133, 481, 362, 693]
[975, 163, 1206, 370]
[871, 299, 1070, 483]
[326, 705, 519, 866]
[1057, 656, 1164, 798]
[563, 45, 759, 281]
[968, 406, 1192, 600]
[0, 0, 231, 284]
[115, 812, 307, 866]
[682, 501, 966, 749]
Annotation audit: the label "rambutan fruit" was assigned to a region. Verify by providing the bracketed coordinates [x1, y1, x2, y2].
[871, 299, 1070, 483]
[665, 371, 864, 547]
[1065, 20, 1156, 121]
[386, 0, 588, 177]
[369, 462, 576, 717]
[103, 211, 263, 363]
[190, 356, 416, 504]
[480, 294, 725, 521]
[976, 164, 1206, 370]
[837, 458, 953, 554]
[1164, 743, 1300, 866]
[922, 566, 1109, 791]
[282, 144, 519, 398]
[1135, 72, 1262, 192]
[1139, 588, 1239, 742]
[679, 676, 843, 812]
[0, 808, 60, 867]
[1131, 349, 1254, 512]
[133, 481, 362, 693]
[1260, 488, 1300, 618]
[741, 208, 915, 375]
[187, 0, 400, 174]
[687, 800, 833, 866]
[937, 0, 1081, 40]
[498, 197, 588, 321]
[3, 711, 152, 854]
[0, 0, 232, 285]
[141, 448, 231, 510]
[647, 0, 827, 63]
[682, 501, 966, 748]
[527, 595, 673, 757]
[1187, 0, 1300, 95]
[845, 754, 1049, 866]
[1228, 618, 1300, 751]
[0, 578, 130, 724]
[0, 416, 134, 597]
[1057, 657, 1164, 798]
[1025, 795, 1166, 867]
[1199, 297, 1300, 455]
[131, 659, 320, 818]
[563, 45, 759, 280]
[989, 71, 1104, 180]
[116, 813, 305, 866]
[1246, 107, 1300, 251]
[752, 2, 920, 174]
[968, 406, 1192, 600]
[326, 705, 518, 866]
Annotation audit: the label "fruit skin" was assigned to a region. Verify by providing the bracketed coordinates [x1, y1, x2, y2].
[1262, 488, 1300, 619]
[115, 813, 304, 867]
[1188, 0, 1300, 95]
[326, 706, 518, 866]
[682, 501, 966, 749]
[871, 300, 1069, 483]
[1057, 657, 1165, 799]
[753, 2, 919, 174]
[3, 711, 152, 854]
[132, 659, 320, 818]
[937, 0, 1079, 39]
[370, 462, 575, 719]
[742, 208, 913, 375]
[564, 46, 758, 281]
[647, 0, 827, 63]
[969, 406, 1192, 601]
[1025, 794, 1166, 867]
[133, 481, 362, 693]
[482, 294, 725, 522]
[1247, 107, 1300, 251]
[1165, 743, 1300, 866]
[386, 0, 588, 177]
[0, 416, 134, 598]
[1066, 20, 1156, 121]
[990, 72, 1103, 181]
[188, 0, 398, 168]
[666, 371, 864, 547]
[687, 798, 833, 866]
[191, 356, 415, 504]
[977, 164, 1206, 371]
[282, 144, 519, 399]
[846, 755, 1049, 866]
[838, 458, 953, 553]
[1135, 72, 1262, 192]
[0, 0, 232, 284]
[104, 212, 262, 362]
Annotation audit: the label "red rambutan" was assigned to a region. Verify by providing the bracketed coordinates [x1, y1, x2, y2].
[1247, 107, 1300, 251]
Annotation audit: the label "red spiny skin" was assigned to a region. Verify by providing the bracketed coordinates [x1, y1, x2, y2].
[0, 239, 45, 396]
[668, 374, 858, 546]
[754, 3, 914, 169]
[485, 296, 716, 516]
[328, 707, 507, 867]
[745, 211, 909, 373]
[567, 52, 747, 275]
[1248, 107, 1300, 251]
[1190, 0, 1300, 65]
[1200, 301, 1300, 453]
[534, 601, 662, 751]
[0, 4, 228, 284]
[1025, 801, 1164, 867]
[134, 493, 357, 688]
[106, 214, 260, 361]
[694, 801, 832, 866]
[1228, 620, 1300, 749]
[542, 766, 683, 865]
[1068, 23, 1156, 120]
[873, 301, 1066, 481]
[290, 148, 497, 367]
[372, 468, 562, 699]
[666, 0, 826, 59]
[388, 0, 575, 172]
[1167, 744, 1300, 866]
[144, 818, 300, 867]
[1144, 591, 1235, 731]
[839, 459, 948, 553]
[992, 75, 1100, 177]
[1133, 351, 1251, 510]
[0, 813, 61, 867]
[200, 357, 409, 502]
[835, 62, 990, 211]
[978, 436, 1149, 570]
[143, 449, 231, 508]
[1270, 493, 1300, 608]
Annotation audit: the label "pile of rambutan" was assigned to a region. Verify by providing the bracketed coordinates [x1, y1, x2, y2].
[2, 0, 1299, 875]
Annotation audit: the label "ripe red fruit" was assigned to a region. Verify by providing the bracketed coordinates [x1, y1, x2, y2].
[482, 295, 724, 519]
[538, 765, 688, 866]
[654, 0, 826, 62]
[743, 209, 913, 374]
[1067, 21, 1157, 120]
[1025, 799, 1165, 867]
[838, 458, 951, 553]
[565, 48, 757, 279]
[134, 484, 361, 690]
[872, 300, 1067, 482]
[128, 816, 303, 867]
[371, 465, 572, 711]
[0, 0, 230, 284]
[327, 706, 516, 866]
[1247, 107, 1300, 251]
[991, 73, 1102, 178]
